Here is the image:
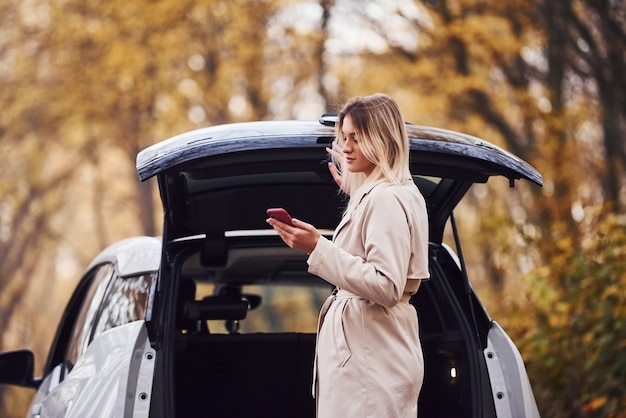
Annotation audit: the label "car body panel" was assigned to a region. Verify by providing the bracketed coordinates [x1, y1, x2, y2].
[28, 321, 155, 418]
[485, 322, 540, 418]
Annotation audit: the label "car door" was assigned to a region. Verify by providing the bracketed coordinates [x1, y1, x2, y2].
[29, 261, 157, 418]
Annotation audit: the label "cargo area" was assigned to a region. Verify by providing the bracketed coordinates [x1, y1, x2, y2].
[169, 266, 480, 418]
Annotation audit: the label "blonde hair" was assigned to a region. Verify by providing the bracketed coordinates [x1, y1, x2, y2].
[332, 93, 411, 198]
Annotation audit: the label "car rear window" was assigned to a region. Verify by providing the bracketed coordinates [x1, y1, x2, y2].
[194, 282, 332, 334]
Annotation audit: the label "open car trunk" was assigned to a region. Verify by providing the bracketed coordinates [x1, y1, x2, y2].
[137, 119, 542, 418]
[165, 239, 495, 418]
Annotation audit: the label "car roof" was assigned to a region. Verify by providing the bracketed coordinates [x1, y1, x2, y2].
[87, 236, 162, 278]
[136, 118, 542, 244]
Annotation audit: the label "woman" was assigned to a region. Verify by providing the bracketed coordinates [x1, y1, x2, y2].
[267, 93, 430, 417]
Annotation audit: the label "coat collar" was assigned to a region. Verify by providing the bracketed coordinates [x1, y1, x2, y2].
[334, 179, 387, 237]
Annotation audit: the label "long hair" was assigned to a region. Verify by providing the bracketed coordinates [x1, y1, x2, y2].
[332, 93, 411, 202]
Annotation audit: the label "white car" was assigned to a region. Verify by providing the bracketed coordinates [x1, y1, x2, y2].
[0, 115, 542, 417]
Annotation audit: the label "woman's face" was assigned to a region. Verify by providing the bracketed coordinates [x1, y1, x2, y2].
[341, 115, 375, 176]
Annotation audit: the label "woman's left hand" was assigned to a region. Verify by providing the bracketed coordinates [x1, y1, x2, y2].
[326, 146, 344, 189]
[267, 217, 320, 254]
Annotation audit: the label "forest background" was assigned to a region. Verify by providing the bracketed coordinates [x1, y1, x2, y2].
[0, 0, 625, 416]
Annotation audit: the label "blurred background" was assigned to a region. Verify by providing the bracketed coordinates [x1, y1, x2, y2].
[1, 0, 624, 416]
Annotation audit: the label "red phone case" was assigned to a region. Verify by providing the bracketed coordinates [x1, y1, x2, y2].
[267, 208, 293, 225]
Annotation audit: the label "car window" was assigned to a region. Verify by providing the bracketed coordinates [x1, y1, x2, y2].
[242, 283, 330, 333]
[195, 282, 332, 334]
[90, 273, 154, 342]
[65, 263, 115, 369]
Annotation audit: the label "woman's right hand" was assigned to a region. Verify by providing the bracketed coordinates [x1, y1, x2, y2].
[267, 217, 320, 255]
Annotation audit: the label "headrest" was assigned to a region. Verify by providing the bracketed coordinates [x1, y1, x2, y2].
[184, 295, 249, 321]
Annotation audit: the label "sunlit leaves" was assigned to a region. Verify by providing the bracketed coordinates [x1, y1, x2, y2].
[513, 210, 626, 416]
[1, 0, 625, 416]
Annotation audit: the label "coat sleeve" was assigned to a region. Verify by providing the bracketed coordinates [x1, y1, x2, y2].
[307, 188, 412, 308]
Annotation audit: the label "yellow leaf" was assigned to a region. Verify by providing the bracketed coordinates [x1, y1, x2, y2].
[582, 397, 607, 412]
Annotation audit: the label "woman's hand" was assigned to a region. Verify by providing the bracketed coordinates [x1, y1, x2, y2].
[267, 217, 321, 254]
[326, 146, 343, 189]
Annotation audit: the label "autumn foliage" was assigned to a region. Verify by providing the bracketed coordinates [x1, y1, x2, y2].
[1, 0, 625, 417]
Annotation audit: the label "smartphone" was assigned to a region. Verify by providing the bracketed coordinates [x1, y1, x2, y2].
[267, 208, 294, 225]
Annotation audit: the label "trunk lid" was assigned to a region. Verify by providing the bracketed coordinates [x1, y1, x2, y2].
[137, 119, 542, 244]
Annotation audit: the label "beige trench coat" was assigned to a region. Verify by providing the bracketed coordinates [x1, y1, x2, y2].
[307, 179, 430, 418]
